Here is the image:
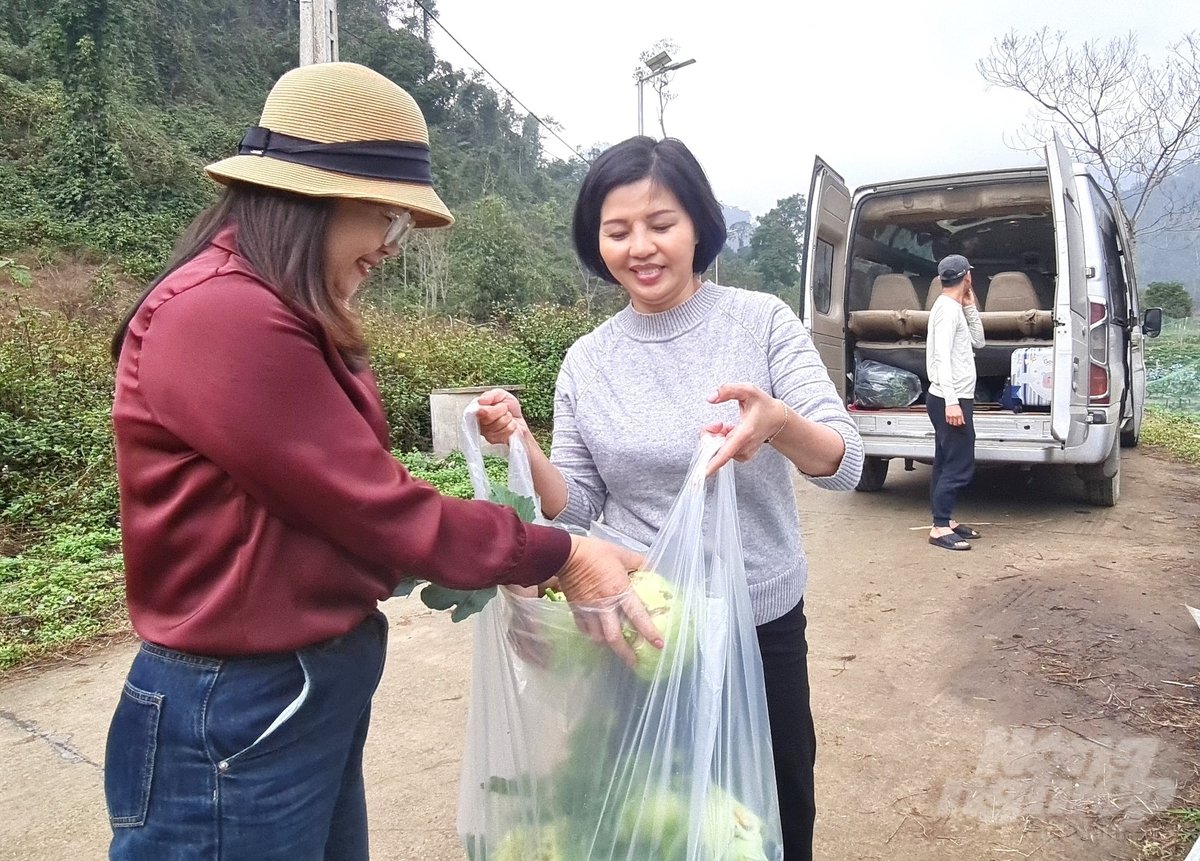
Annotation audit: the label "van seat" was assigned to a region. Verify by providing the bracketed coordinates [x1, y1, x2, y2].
[977, 271, 1049, 338]
[983, 272, 1038, 311]
[848, 274, 919, 340]
[924, 276, 986, 311]
[869, 274, 920, 310]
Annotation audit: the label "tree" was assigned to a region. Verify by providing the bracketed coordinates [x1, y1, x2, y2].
[636, 38, 681, 138]
[978, 30, 1200, 248]
[750, 194, 806, 294]
[1143, 280, 1194, 318]
[710, 248, 763, 292]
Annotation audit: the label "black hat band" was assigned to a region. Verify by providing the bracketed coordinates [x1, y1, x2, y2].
[237, 126, 433, 185]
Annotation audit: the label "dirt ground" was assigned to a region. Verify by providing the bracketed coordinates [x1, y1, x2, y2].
[1, 449, 1197, 860]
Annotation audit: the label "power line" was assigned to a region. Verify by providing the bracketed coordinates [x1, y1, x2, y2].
[408, 0, 590, 164]
[329, 3, 591, 164]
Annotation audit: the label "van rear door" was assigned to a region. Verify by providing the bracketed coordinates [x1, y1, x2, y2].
[802, 157, 851, 398]
[1046, 134, 1089, 444]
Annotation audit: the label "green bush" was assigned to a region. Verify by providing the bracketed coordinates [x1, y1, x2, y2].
[0, 309, 119, 542]
[505, 303, 598, 424]
[365, 312, 533, 450]
[364, 303, 596, 448]
[0, 305, 124, 668]
[398, 449, 510, 500]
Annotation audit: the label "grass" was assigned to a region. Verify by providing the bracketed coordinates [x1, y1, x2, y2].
[0, 528, 125, 670]
[1131, 798, 1200, 859]
[1141, 409, 1200, 464]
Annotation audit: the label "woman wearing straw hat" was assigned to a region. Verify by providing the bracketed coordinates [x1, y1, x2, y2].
[103, 63, 657, 860]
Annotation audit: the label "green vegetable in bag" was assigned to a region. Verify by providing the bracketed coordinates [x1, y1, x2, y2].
[491, 821, 575, 861]
[622, 569, 695, 683]
[702, 784, 771, 861]
[539, 587, 603, 673]
[614, 784, 770, 861]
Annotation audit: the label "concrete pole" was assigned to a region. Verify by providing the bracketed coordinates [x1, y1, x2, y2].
[299, 0, 339, 66]
[637, 74, 644, 136]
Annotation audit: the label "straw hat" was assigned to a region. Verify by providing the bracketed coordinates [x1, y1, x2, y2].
[205, 62, 453, 228]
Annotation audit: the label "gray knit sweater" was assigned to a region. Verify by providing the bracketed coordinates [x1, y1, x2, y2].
[549, 282, 864, 625]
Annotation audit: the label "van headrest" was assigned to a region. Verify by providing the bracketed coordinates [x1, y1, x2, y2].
[868, 274, 920, 311]
[985, 272, 1038, 312]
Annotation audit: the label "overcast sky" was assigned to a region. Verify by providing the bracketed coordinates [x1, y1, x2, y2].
[428, 0, 1200, 219]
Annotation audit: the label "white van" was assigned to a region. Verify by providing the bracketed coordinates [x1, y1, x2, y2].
[801, 135, 1164, 506]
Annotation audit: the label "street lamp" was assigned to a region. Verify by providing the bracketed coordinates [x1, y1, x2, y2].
[636, 51, 696, 136]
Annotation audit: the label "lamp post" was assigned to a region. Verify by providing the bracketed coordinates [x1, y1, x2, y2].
[636, 50, 695, 136]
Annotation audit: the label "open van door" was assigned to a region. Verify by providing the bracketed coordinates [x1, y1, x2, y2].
[1046, 134, 1089, 444]
[801, 157, 851, 397]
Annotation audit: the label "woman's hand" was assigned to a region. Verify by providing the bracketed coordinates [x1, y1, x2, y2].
[704, 383, 789, 476]
[556, 535, 662, 667]
[476, 388, 527, 445]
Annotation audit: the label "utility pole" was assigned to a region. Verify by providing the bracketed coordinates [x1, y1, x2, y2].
[299, 0, 339, 66]
[635, 51, 695, 137]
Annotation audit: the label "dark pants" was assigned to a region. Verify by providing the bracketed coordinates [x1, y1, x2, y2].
[927, 394, 976, 527]
[757, 598, 816, 861]
[105, 611, 388, 861]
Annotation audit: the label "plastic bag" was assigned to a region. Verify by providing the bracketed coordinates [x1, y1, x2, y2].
[393, 401, 547, 620]
[458, 435, 783, 861]
[854, 358, 922, 408]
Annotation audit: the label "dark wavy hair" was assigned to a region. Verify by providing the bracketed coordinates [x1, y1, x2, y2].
[572, 136, 726, 284]
[111, 182, 368, 369]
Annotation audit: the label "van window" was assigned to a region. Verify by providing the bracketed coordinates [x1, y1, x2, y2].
[813, 237, 834, 315]
[1098, 212, 1129, 321]
[850, 180, 1055, 311]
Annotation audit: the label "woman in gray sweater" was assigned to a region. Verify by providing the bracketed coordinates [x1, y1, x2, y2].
[477, 136, 863, 861]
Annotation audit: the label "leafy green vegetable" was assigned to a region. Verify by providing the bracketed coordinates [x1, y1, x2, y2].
[391, 480, 537, 621]
[418, 584, 499, 622]
[488, 483, 538, 524]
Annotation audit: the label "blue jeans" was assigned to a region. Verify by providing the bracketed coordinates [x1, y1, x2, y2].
[105, 611, 388, 861]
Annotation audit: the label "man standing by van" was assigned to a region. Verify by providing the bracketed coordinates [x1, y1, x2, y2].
[927, 254, 985, 551]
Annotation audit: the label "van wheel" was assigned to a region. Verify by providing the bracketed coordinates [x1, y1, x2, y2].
[1083, 468, 1120, 506]
[1120, 425, 1140, 448]
[856, 457, 889, 492]
[1078, 439, 1121, 507]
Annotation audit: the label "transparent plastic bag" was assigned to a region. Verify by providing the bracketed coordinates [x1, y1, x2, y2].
[393, 401, 549, 619]
[853, 358, 922, 408]
[458, 435, 783, 861]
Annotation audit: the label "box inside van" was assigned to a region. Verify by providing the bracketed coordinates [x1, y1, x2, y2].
[802, 135, 1163, 505]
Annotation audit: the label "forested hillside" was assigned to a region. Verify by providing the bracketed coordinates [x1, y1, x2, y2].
[0, 0, 636, 316]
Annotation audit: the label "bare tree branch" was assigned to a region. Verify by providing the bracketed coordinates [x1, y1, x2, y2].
[978, 29, 1200, 247]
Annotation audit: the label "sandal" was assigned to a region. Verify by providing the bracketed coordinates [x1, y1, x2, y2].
[952, 524, 981, 540]
[929, 533, 971, 551]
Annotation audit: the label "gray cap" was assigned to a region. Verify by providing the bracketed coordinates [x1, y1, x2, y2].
[937, 254, 973, 283]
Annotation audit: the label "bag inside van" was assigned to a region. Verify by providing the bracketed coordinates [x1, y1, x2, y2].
[845, 179, 1056, 412]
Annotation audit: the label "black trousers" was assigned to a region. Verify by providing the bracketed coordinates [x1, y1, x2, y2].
[927, 394, 976, 527]
[757, 598, 816, 861]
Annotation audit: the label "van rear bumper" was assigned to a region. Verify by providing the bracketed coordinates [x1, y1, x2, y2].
[852, 411, 1116, 466]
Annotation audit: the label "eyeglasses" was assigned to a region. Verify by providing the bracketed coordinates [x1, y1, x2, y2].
[384, 210, 414, 247]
